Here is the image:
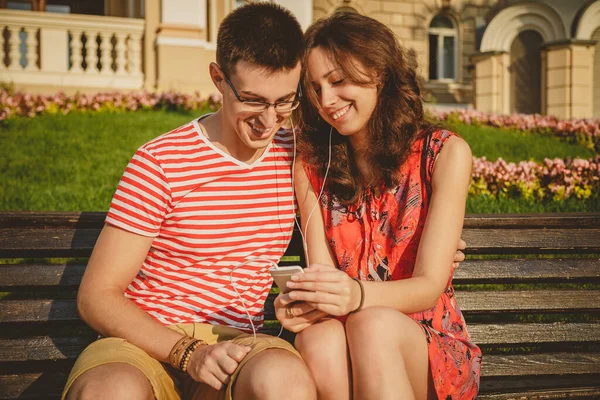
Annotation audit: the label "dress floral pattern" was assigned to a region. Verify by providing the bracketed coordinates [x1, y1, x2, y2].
[304, 130, 482, 399]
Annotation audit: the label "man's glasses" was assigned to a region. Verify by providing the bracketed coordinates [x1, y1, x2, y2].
[222, 72, 302, 114]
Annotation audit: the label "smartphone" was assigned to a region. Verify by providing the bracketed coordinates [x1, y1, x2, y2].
[269, 265, 304, 293]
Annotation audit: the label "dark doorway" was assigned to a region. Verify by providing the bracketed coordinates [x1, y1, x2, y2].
[509, 30, 543, 114]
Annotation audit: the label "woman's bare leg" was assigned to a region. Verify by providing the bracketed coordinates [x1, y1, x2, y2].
[346, 307, 432, 400]
[295, 318, 351, 400]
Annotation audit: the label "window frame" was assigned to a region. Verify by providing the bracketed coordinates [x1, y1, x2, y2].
[1, 0, 46, 10]
[428, 15, 458, 82]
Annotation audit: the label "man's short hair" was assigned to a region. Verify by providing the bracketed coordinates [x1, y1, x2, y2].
[216, 2, 304, 76]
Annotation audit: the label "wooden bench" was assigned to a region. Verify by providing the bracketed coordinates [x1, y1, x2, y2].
[0, 212, 599, 399]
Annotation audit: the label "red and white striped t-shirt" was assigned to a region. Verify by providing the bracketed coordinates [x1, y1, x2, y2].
[105, 117, 296, 332]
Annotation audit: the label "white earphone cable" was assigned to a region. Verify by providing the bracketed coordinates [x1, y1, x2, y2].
[298, 126, 333, 268]
[228, 116, 303, 345]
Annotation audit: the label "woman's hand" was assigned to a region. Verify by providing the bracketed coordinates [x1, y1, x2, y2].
[274, 292, 328, 333]
[286, 264, 362, 316]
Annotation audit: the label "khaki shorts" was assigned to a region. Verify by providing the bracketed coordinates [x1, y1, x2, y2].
[62, 323, 300, 400]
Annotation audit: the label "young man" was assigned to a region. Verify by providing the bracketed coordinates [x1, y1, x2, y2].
[62, 3, 316, 400]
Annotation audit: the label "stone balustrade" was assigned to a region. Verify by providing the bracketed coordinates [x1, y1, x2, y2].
[0, 9, 144, 91]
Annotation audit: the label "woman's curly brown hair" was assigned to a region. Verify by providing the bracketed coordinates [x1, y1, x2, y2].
[297, 12, 439, 205]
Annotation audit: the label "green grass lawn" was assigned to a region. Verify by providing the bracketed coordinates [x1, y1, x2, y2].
[1, 110, 202, 211]
[446, 122, 597, 162]
[0, 110, 598, 212]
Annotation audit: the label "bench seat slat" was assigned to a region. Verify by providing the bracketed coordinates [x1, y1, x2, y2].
[0, 354, 598, 399]
[2, 321, 598, 363]
[2, 258, 598, 291]
[1, 337, 599, 375]
[3, 290, 599, 325]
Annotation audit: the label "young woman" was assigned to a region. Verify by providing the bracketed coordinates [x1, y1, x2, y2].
[274, 12, 482, 400]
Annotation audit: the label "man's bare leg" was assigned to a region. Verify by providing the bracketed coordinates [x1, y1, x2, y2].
[66, 363, 154, 400]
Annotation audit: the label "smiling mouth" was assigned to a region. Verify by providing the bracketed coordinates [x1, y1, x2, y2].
[248, 122, 271, 135]
[331, 104, 351, 120]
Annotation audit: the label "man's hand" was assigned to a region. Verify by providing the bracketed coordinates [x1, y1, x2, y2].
[186, 342, 251, 390]
[274, 293, 328, 333]
[453, 238, 467, 269]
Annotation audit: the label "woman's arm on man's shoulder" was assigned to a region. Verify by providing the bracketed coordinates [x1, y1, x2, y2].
[287, 139, 471, 315]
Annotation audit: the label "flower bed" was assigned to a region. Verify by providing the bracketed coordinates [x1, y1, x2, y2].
[471, 156, 599, 201]
[0, 89, 222, 120]
[1, 88, 598, 202]
[431, 109, 600, 152]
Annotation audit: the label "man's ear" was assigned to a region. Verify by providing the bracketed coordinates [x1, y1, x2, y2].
[209, 62, 225, 94]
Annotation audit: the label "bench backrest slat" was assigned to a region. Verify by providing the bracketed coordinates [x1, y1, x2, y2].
[2, 213, 600, 258]
[2, 212, 598, 229]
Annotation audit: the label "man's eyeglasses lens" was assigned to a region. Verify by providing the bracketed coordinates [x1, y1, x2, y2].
[241, 101, 299, 113]
[221, 69, 301, 114]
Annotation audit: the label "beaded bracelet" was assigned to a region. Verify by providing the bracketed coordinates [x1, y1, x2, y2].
[179, 339, 207, 373]
[351, 277, 365, 313]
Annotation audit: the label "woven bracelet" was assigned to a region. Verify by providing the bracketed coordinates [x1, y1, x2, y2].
[169, 336, 197, 370]
[351, 277, 365, 313]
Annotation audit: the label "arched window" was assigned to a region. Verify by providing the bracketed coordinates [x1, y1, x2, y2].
[428, 14, 457, 81]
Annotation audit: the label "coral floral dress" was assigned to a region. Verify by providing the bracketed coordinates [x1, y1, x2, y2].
[304, 130, 482, 399]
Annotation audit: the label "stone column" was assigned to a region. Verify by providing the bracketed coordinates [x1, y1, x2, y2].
[155, 0, 215, 94]
[143, 0, 160, 91]
[40, 26, 69, 73]
[543, 40, 596, 119]
[471, 50, 510, 114]
[274, 0, 313, 31]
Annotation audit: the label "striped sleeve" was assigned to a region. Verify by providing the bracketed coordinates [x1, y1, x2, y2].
[106, 147, 171, 237]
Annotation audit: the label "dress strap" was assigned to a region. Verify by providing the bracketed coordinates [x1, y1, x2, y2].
[420, 132, 432, 200]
